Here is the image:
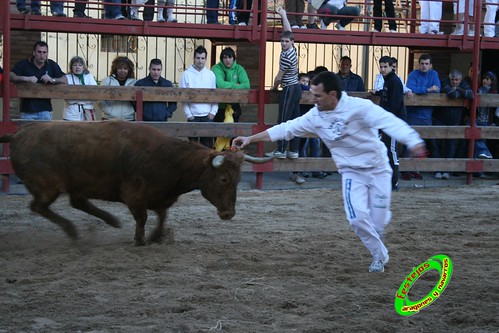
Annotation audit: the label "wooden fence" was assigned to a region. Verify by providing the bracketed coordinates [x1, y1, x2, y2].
[2, 84, 499, 188]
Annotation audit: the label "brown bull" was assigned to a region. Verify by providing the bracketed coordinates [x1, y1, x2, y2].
[0, 121, 271, 245]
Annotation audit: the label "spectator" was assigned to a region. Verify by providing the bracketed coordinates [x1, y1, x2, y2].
[306, 0, 320, 29]
[483, 0, 498, 37]
[212, 47, 250, 123]
[135, 58, 177, 121]
[373, 57, 413, 97]
[286, 0, 306, 28]
[433, 69, 473, 179]
[371, 56, 406, 190]
[16, 0, 66, 16]
[104, 0, 126, 19]
[99, 56, 137, 120]
[337, 56, 365, 91]
[64, 56, 97, 121]
[474, 71, 496, 163]
[313, 0, 360, 30]
[298, 71, 328, 179]
[179, 45, 217, 148]
[232, 71, 426, 273]
[373, 0, 397, 32]
[418, 0, 442, 34]
[404, 53, 440, 180]
[236, 0, 261, 26]
[10, 40, 67, 120]
[206, 0, 220, 24]
[450, 0, 475, 36]
[130, 0, 176, 21]
[267, 7, 304, 184]
[73, 0, 91, 17]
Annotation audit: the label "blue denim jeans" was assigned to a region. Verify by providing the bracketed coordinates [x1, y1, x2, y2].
[104, 0, 122, 18]
[475, 121, 493, 158]
[21, 111, 52, 120]
[17, 1, 64, 13]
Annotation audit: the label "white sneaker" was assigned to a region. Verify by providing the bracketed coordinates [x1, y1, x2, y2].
[434, 172, 442, 179]
[372, 28, 381, 32]
[389, 29, 397, 33]
[369, 259, 385, 273]
[299, 25, 307, 29]
[167, 18, 177, 22]
[265, 150, 287, 159]
[478, 153, 493, 159]
[451, 28, 464, 35]
[335, 23, 345, 31]
[291, 25, 300, 29]
[157, 17, 165, 22]
[238, 22, 247, 26]
[442, 172, 450, 179]
[289, 173, 306, 184]
[286, 151, 299, 159]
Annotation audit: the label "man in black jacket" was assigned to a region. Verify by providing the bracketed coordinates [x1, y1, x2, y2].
[371, 56, 405, 190]
[134, 58, 177, 121]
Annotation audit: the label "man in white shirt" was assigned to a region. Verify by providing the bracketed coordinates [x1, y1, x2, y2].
[179, 46, 217, 148]
[232, 71, 427, 273]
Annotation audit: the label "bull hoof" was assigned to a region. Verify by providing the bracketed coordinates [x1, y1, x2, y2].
[148, 227, 175, 244]
[134, 236, 146, 246]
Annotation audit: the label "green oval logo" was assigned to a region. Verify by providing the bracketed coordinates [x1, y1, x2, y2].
[394, 254, 453, 316]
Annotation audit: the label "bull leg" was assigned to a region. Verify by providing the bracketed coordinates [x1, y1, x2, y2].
[69, 195, 121, 228]
[128, 206, 148, 246]
[148, 209, 174, 243]
[30, 194, 78, 240]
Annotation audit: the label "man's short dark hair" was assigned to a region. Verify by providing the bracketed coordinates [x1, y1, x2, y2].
[220, 47, 236, 61]
[281, 30, 294, 41]
[149, 58, 162, 67]
[311, 71, 343, 100]
[314, 66, 329, 73]
[340, 56, 352, 63]
[419, 54, 432, 64]
[194, 45, 208, 57]
[33, 41, 48, 50]
[379, 56, 394, 66]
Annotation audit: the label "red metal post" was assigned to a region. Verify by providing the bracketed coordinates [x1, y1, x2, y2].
[465, 0, 482, 184]
[2, 0, 12, 192]
[255, 0, 269, 190]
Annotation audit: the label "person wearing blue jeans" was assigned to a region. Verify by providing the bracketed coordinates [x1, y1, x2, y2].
[315, 0, 360, 30]
[17, 0, 65, 16]
[10, 41, 67, 120]
[206, 0, 219, 23]
[104, 0, 126, 19]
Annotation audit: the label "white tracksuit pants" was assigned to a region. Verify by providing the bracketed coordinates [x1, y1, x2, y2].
[419, 0, 442, 33]
[341, 164, 392, 262]
[484, 0, 499, 37]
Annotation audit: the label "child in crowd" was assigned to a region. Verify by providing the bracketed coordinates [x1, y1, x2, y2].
[298, 72, 328, 179]
[475, 71, 497, 164]
[64, 56, 97, 121]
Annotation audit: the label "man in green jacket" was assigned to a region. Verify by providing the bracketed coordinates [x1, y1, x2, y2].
[212, 47, 250, 122]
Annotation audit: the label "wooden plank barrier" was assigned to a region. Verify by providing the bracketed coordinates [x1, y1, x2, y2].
[3, 84, 499, 179]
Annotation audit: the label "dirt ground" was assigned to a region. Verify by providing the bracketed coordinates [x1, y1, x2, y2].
[0, 185, 498, 333]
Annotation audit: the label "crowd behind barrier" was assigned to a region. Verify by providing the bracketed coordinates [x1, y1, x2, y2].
[5, 0, 499, 37]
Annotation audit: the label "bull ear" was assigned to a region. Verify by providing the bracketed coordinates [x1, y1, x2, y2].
[212, 155, 225, 168]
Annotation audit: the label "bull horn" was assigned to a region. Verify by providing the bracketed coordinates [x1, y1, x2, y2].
[212, 155, 225, 168]
[243, 154, 275, 164]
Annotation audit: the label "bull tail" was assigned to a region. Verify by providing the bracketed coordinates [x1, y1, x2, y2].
[0, 134, 13, 143]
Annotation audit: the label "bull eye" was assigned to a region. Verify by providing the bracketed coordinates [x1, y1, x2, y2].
[220, 175, 229, 184]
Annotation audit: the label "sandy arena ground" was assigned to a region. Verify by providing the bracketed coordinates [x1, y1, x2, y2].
[0, 185, 498, 332]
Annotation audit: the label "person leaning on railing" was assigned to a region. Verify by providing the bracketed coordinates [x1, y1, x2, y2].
[98, 56, 137, 121]
[10, 40, 67, 121]
[64, 56, 97, 121]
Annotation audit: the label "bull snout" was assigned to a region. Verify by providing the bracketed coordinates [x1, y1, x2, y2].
[218, 210, 235, 220]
